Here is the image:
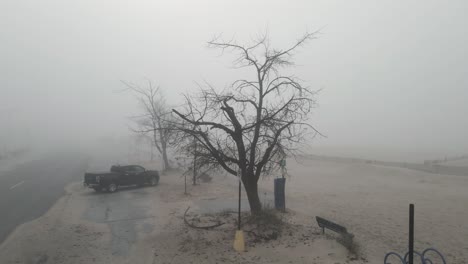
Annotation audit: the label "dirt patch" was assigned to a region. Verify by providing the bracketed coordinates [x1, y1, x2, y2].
[151, 206, 361, 264]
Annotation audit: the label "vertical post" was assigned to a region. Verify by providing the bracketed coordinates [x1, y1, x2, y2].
[282, 159, 286, 211]
[409, 204, 414, 264]
[192, 155, 197, 185]
[150, 140, 154, 161]
[184, 172, 187, 194]
[238, 177, 241, 230]
[233, 170, 245, 252]
[192, 136, 197, 185]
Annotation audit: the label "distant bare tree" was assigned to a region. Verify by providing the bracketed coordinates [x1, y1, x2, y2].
[124, 81, 175, 170]
[173, 32, 321, 213]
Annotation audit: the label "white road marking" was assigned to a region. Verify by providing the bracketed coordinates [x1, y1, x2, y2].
[9, 181, 25, 190]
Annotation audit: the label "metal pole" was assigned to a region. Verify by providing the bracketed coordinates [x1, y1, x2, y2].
[192, 136, 197, 185]
[238, 178, 241, 230]
[233, 172, 245, 252]
[280, 160, 286, 211]
[409, 204, 414, 264]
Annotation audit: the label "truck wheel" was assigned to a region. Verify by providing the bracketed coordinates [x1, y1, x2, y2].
[150, 176, 159, 186]
[107, 183, 118, 193]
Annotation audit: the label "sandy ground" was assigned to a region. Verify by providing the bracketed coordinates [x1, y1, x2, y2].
[279, 157, 468, 263]
[0, 157, 467, 263]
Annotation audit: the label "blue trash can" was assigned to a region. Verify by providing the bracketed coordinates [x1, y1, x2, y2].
[274, 178, 286, 211]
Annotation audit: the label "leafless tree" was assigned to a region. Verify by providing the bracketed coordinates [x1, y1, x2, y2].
[124, 81, 175, 170]
[173, 101, 215, 186]
[172, 32, 321, 213]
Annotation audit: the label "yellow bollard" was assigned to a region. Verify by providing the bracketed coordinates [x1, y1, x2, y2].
[233, 230, 245, 252]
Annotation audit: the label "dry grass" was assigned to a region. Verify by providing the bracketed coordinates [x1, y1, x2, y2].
[242, 209, 286, 243]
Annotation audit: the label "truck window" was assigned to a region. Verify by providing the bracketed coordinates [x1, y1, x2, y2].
[133, 166, 145, 173]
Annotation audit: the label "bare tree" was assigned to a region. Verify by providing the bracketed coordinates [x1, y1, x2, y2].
[124, 81, 175, 170]
[173, 102, 214, 186]
[173, 32, 321, 213]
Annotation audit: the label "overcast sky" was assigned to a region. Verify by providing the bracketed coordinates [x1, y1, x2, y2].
[1, 0, 467, 159]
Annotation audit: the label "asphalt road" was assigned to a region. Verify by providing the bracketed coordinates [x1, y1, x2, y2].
[0, 152, 89, 244]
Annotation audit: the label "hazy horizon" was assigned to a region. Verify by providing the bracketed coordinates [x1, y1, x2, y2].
[2, 0, 467, 160]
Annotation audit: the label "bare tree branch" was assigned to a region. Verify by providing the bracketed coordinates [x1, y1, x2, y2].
[125, 81, 176, 169]
[174, 31, 322, 213]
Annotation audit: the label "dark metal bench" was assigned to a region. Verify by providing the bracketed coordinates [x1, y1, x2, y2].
[316, 216, 354, 247]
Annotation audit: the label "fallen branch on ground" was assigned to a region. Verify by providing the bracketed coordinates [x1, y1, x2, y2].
[183, 206, 225, 230]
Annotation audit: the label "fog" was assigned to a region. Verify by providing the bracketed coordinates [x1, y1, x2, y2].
[1, 0, 467, 161]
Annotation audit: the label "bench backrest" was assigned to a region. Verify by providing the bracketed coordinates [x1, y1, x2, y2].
[316, 216, 348, 234]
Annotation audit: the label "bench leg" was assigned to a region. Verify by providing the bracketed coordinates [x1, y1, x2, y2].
[340, 234, 354, 249]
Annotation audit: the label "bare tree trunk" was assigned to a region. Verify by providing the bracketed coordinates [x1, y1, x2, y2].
[161, 141, 170, 170]
[158, 119, 171, 170]
[150, 141, 154, 161]
[243, 175, 262, 214]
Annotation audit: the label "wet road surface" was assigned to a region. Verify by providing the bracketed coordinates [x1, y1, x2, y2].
[83, 185, 157, 256]
[0, 152, 89, 243]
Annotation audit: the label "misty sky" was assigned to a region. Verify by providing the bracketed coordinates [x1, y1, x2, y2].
[1, 0, 467, 158]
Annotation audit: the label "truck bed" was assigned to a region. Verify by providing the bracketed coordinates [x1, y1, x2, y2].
[84, 172, 118, 184]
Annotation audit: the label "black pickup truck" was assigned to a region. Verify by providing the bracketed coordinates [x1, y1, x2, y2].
[84, 165, 159, 192]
